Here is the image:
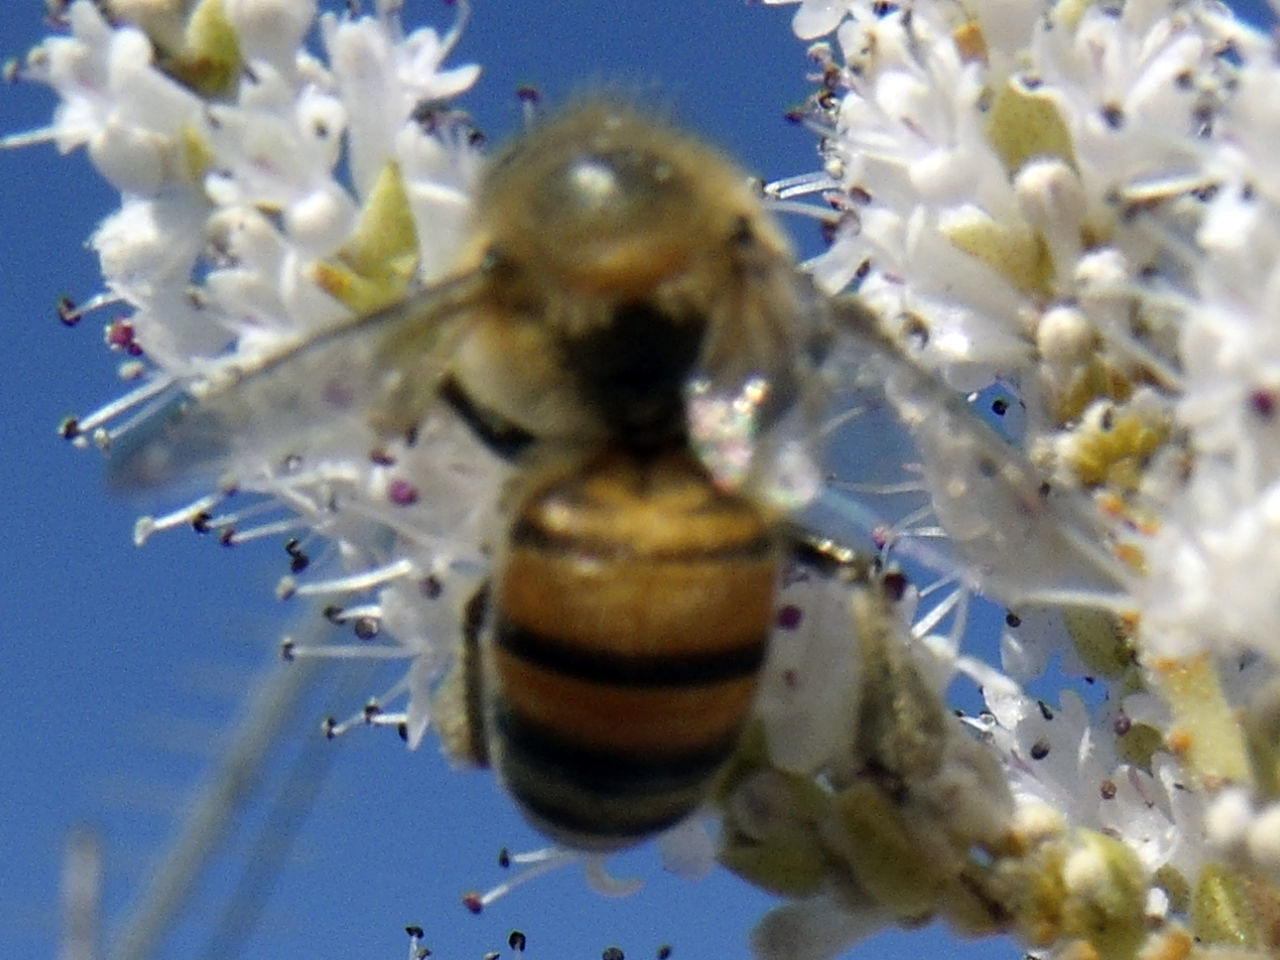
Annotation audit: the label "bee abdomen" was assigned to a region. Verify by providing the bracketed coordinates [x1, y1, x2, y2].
[491, 450, 777, 848]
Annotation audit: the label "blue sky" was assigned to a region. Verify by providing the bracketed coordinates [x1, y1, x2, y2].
[0, 3, 1271, 960]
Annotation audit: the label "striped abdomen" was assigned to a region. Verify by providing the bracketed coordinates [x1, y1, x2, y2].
[490, 448, 777, 850]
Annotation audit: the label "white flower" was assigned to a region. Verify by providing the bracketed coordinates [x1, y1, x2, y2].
[23, 3, 205, 191]
[14, 0, 488, 750]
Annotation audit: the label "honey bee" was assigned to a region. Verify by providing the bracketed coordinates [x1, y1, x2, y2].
[110, 100, 847, 850]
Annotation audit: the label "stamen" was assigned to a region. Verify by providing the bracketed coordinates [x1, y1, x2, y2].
[914, 568, 963, 601]
[324, 602, 382, 622]
[189, 494, 291, 534]
[911, 580, 966, 638]
[463, 846, 583, 913]
[764, 171, 838, 200]
[279, 558, 416, 599]
[286, 646, 413, 728]
[217, 516, 307, 547]
[405, 924, 430, 960]
[818, 486, 960, 575]
[66, 375, 176, 440]
[57, 291, 122, 326]
[322, 700, 409, 739]
[133, 493, 226, 546]
[517, 85, 542, 128]
[0, 125, 60, 149]
[279, 642, 411, 662]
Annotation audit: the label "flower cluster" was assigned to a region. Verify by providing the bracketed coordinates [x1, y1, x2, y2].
[747, 0, 1280, 956]
[15, 0, 499, 754]
[10, 1, 1280, 959]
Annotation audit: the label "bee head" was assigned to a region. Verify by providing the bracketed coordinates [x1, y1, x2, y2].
[476, 101, 785, 301]
[451, 101, 804, 452]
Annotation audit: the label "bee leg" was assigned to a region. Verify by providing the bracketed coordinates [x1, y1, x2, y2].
[781, 523, 879, 585]
[461, 582, 492, 766]
[779, 525, 944, 788]
[438, 374, 535, 462]
[434, 581, 493, 768]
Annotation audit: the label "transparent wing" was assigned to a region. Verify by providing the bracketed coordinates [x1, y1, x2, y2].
[816, 296, 1135, 607]
[685, 270, 835, 511]
[108, 269, 490, 490]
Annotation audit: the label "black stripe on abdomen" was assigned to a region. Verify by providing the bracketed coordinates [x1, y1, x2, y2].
[494, 620, 768, 687]
[508, 514, 775, 564]
[493, 704, 739, 846]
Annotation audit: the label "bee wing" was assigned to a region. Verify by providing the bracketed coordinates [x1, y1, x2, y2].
[817, 295, 1134, 604]
[684, 270, 835, 511]
[108, 268, 490, 490]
